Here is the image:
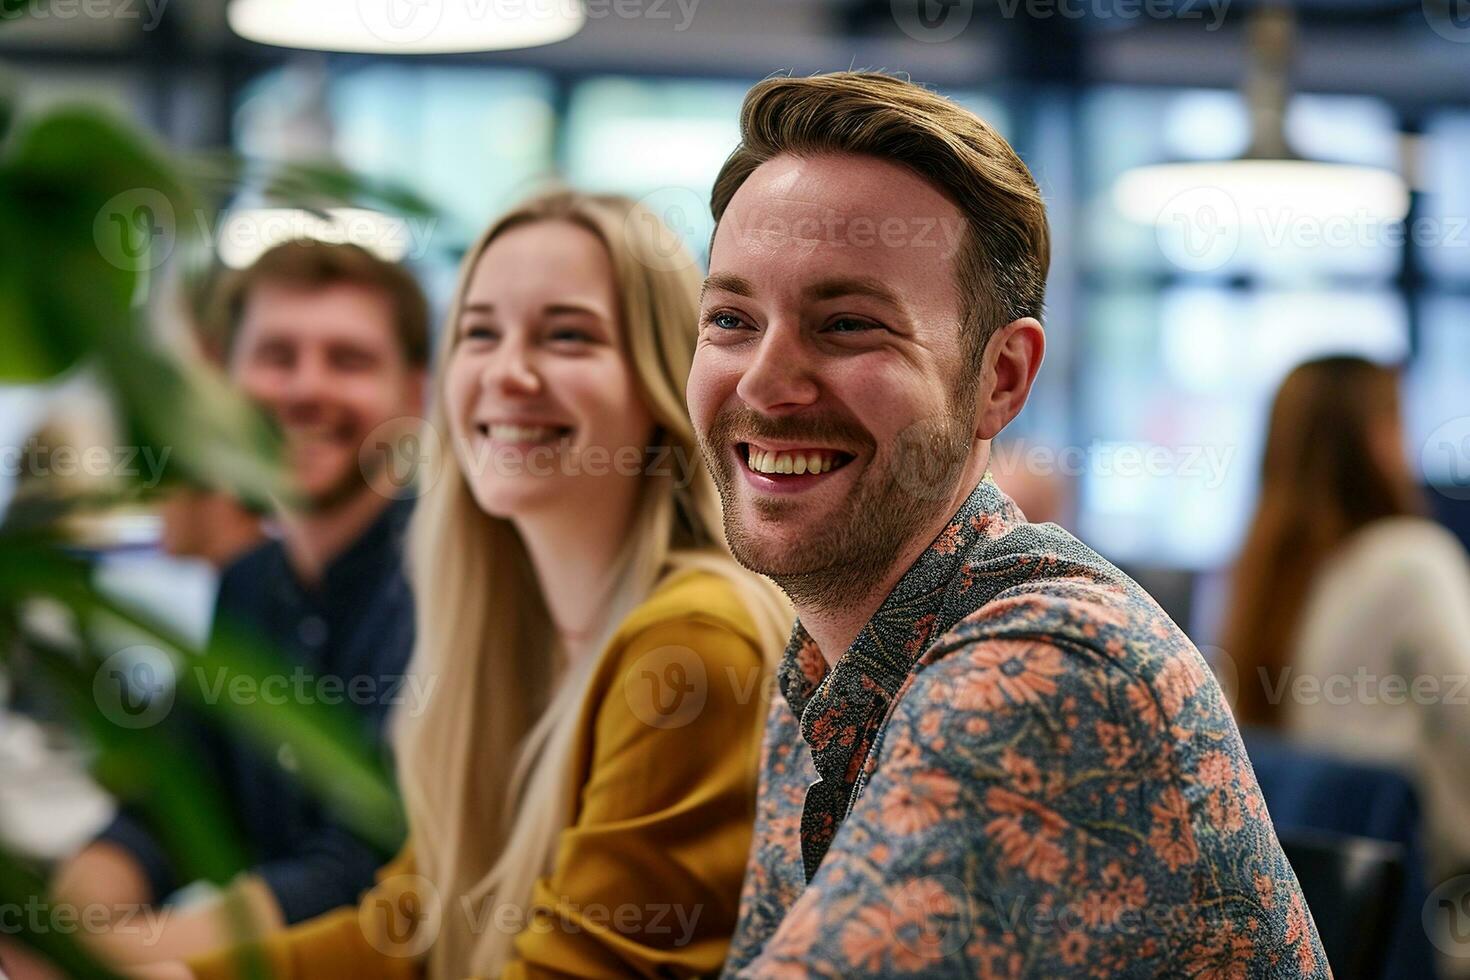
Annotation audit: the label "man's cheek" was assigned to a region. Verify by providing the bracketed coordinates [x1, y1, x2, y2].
[234, 371, 284, 414]
[687, 359, 736, 426]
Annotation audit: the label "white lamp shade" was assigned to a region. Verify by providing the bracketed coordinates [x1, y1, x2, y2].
[228, 0, 585, 54]
[1113, 159, 1411, 230]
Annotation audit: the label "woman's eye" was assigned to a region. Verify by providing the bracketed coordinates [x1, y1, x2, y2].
[549, 328, 593, 344]
[462, 325, 498, 343]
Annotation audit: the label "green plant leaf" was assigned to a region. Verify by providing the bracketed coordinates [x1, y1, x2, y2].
[0, 541, 406, 852]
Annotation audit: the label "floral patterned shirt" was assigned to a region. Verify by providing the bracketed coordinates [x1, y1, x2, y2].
[722, 476, 1329, 978]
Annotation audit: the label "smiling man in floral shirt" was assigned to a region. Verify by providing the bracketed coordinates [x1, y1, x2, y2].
[687, 72, 1329, 977]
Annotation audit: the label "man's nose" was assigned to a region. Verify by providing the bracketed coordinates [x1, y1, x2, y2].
[735, 321, 819, 414]
[282, 351, 334, 405]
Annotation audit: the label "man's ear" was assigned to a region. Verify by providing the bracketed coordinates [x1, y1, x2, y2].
[974, 317, 1044, 441]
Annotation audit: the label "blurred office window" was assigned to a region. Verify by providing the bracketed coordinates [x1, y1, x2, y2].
[564, 76, 747, 196]
[1407, 296, 1470, 488]
[333, 66, 557, 247]
[1077, 286, 1409, 568]
[562, 76, 747, 266]
[1421, 111, 1470, 287]
[235, 64, 557, 253]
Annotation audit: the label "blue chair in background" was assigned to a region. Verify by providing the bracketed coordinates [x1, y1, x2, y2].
[1242, 726, 1438, 980]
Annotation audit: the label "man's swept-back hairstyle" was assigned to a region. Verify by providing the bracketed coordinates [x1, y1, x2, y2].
[711, 71, 1050, 372]
[214, 239, 430, 368]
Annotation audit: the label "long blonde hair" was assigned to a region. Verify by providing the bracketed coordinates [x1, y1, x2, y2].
[395, 189, 790, 977]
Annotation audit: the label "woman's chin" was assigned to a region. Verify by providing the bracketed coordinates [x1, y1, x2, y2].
[468, 478, 567, 520]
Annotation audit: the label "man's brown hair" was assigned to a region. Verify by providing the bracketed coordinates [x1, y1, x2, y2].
[215, 240, 431, 368]
[710, 71, 1050, 375]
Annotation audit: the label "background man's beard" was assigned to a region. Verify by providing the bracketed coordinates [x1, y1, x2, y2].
[703, 411, 975, 615]
[299, 454, 377, 514]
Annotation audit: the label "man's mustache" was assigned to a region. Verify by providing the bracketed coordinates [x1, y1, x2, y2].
[705, 406, 874, 455]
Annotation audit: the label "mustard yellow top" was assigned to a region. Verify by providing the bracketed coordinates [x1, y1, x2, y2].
[189, 568, 772, 980]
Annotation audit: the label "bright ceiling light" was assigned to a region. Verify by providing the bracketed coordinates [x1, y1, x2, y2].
[227, 0, 585, 54]
[1113, 159, 1410, 229]
[215, 208, 415, 268]
[1113, 7, 1409, 240]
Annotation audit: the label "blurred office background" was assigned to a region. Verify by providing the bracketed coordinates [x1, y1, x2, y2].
[2, 2, 1469, 977]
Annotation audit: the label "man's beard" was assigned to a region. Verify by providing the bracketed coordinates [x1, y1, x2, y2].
[700, 399, 975, 615]
[293, 443, 377, 514]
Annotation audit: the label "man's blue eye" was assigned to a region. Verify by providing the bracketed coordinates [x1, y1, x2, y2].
[828, 318, 875, 333]
[711, 312, 744, 330]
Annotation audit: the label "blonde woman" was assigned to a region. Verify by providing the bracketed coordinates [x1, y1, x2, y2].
[167, 190, 791, 980]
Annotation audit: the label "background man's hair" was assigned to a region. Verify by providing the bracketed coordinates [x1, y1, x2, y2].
[710, 71, 1050, 375]
[214, 239, 431, 368]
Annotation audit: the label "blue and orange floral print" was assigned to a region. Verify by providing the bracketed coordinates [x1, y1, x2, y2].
[723, 475, 1329, 978]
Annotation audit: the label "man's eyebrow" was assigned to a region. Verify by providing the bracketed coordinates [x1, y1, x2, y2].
[803, 276, 903, 308]
[459, 302, 493, 317]
[700, 273, 755, 301]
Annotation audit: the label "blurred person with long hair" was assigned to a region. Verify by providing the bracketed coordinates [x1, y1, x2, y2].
[156, 189, 791, 979]
[1221, 355, 1470, 885]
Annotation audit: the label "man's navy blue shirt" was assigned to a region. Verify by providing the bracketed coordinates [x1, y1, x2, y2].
[98, 498, 415, 924]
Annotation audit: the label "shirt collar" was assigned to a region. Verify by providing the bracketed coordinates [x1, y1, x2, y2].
[319, 497, 412, 600]
[268, 497, 413, 610]
[776, 474, 1015, 722]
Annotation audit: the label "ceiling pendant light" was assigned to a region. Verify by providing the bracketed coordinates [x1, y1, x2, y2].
[227, 0, 585, 54]
[1112, 6, 1410, 237]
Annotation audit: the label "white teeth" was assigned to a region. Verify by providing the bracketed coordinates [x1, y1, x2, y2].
[487, 424, 563, 443]
[745, 446, 838, 475]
